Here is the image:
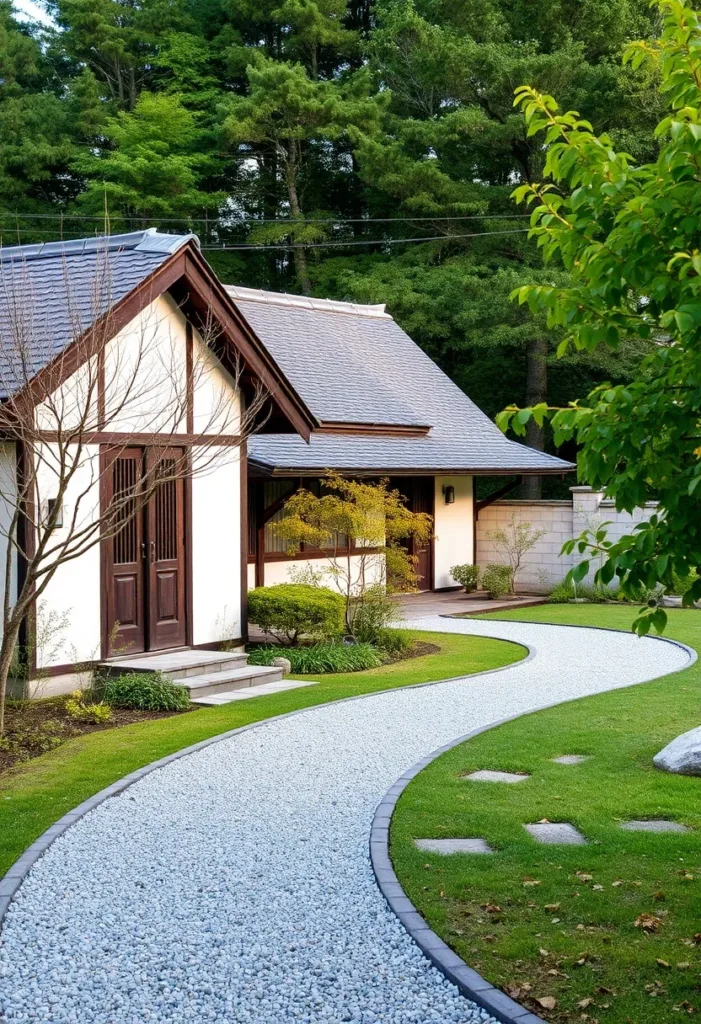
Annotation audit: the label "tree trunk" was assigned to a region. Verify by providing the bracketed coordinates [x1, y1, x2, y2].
[287, 170, 312, 296]
[0, 619, 21, 735]
[522, 335, 548, 500]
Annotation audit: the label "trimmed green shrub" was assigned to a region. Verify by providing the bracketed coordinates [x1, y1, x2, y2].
[450, 564, 480, 592]
[548, 580, 658, 604]
[247, 641, 382, 674]
[248, 584, 345, 645]
[482, 563, 513, 599]
[374, 628, 412, 655]
[103, 672, 190, 711]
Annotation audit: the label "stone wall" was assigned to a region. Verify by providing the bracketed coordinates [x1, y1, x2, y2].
[474, 486, 658, 593]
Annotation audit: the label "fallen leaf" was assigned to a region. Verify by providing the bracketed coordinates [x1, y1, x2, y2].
[677, 962, 691, 970]
[504, 982, 532, 1000]
[538, 818, 551, 824]
[576, 924, 586, 931]
[653, 890, 665, 901]
[694, 933, 701, 945]
[611, 880, 624, 887]
[544, 903, 561, 912]
[657, 958, 671, 969]
[635, 913, 663, 933]
[576, 872, 593, 883]
[597, 986, 614, 995]
[539, 948, 549, 957]
[577, 998, 594, 1009]
[481, 903, 502, 913]
[674, 1001, 695, 1014]
[536, 996, 557, 1010]
[523, 879, 541, 887]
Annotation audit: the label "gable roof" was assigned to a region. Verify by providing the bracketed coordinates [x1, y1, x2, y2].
[0, 230, 194, 400]
[226, 286, 574, 476]
[0, 232, 317, 439]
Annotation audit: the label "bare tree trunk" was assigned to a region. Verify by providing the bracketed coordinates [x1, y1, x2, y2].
[522, 335, 548, 500]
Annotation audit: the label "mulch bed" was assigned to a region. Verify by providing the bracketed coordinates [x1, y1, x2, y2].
[385, 640, 441, 663]
[0, 697, 192, 774]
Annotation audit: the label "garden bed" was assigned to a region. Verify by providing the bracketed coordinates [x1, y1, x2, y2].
[0, 696, 192, 773]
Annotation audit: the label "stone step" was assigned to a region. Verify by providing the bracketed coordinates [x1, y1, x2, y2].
[191, 679, 318, 705]
[183, 664, 284, 699]
[102, 649, 248, 681]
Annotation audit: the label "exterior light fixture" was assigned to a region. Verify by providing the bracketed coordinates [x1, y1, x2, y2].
[44, 498, 63, 527]
[442, 485, 455, 505]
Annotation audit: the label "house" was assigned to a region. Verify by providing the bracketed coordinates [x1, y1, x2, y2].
[0, 230, 572, 695]
[223, 286, 573, 592]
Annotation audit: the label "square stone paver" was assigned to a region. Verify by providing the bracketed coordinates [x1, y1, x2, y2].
[463, 770, 530, 783]
[620, 819, 690, 833]
[552, 755, 589, 765]
[525, 822, 587, 845]
[415, 838, 494, 855]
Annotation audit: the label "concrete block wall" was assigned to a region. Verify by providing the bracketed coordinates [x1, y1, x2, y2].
[475, 487, 658, 593]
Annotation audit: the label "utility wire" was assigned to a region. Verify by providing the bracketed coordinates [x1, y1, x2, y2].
[199, 228, 530, 250]
[0, 212, 531, 225]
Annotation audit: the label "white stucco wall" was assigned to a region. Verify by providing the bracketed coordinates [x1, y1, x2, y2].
[191, 447, 242, 645]
[433, 475, 474, 589]
[26, 295, 244, 668]
[249, 554, 385, 593]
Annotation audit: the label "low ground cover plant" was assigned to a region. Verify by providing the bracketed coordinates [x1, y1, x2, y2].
[248, 641, 383, 674]
[64, 691, 113, 724]
[102, 672, 190, 712]
[248, 584, 345, 645]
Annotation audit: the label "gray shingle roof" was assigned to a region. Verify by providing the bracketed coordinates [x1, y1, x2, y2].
[0, 230, 195, 399]
[225, 286, 574, 476]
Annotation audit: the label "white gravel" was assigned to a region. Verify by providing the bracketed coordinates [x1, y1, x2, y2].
[0, 616, 690, 1024]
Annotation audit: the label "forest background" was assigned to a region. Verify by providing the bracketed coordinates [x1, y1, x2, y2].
[0, 0, 666, 495]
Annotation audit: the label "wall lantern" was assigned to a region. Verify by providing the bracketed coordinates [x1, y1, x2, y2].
[44, 498, 63, 528]
[442, 485, 455, 505]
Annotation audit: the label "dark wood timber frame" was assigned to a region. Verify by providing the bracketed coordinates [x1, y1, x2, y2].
[15, 239, 318, 671]
[314, 422, 430, 438]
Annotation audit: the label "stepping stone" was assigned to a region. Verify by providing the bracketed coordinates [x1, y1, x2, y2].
[552, 755, 589, 765]
[620, 819, 690, 833]
[525, 822, 587, 845]
[190, 680, 318, 705]
[463, 770, 530, 783]
[414, 838, 494, 855]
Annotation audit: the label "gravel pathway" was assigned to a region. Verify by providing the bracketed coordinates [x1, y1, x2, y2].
[0, 617, 691, 1024]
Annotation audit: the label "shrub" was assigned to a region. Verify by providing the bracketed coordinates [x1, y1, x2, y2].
[548, 580, 657, 604]
[103, 672, 190, 711]
[64, 691, 113, 724]
[248, 584, 345, 645]
[374, 628, 412, 655]
[351, 585, 400, 644]
[450, 564, 480, 592]
[247, 641, 383, 674]
[482, 564, 514, 599]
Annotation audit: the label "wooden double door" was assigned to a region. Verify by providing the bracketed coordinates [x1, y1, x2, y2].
[104, 447, 188, 657]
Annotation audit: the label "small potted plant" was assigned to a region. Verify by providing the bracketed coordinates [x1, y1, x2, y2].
[450, 564, 481, 593]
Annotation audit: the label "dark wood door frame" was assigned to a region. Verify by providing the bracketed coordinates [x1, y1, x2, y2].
[101, 444, 191, 658]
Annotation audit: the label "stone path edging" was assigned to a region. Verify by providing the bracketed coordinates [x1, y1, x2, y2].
[0, 635, 531, 930]
[370, 626, 696, 1024]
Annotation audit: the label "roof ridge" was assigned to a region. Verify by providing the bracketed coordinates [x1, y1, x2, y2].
[0, 229, 198, 264]
[225, 284, 391, 319]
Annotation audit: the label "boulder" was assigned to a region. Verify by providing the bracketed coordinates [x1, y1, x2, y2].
[272, 656, 292, 677]
[653, 726, 701, 776]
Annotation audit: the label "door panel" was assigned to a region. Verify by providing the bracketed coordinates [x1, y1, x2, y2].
[105, 448, 146, 656]
[146, 450, 187, 651]
[411, 478, 433, 591]
[103, 446, 188, 656]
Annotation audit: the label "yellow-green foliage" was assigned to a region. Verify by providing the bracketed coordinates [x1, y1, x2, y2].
[64, 691, 113, 724]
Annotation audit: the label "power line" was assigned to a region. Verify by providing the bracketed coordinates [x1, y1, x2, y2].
[0, 212, 531, 225]
[200, 228, 530, 250]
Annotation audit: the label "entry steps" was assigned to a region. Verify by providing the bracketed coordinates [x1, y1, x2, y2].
[101, 648, 311, 704]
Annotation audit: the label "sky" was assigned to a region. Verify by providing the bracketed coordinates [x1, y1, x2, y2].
[12, 0, 55, 27]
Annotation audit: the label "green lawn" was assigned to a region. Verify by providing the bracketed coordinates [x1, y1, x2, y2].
[391, 606, 701, 1023]
[0, 629, 523, 878]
